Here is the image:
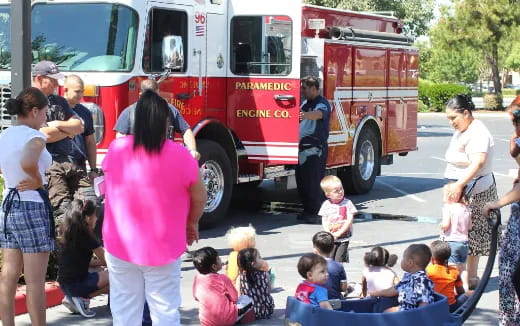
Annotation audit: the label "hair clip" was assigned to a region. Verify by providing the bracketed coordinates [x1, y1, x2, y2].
[513, 109, 520, 117]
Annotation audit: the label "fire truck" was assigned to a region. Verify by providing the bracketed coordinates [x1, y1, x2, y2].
[0, 0, 418, 226]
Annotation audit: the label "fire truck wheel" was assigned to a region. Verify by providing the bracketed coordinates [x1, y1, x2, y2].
[340, 127, 380, 194]
[198, 139, 233, 229]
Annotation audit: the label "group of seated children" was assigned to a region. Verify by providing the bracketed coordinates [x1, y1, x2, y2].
[294, 176, 471, 313]
[57, 199, 109, 318]
[192, 226, 274, 325]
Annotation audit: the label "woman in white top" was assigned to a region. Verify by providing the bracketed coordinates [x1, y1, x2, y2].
[0, 87, 53, 326]
[444, 94, 497, 290]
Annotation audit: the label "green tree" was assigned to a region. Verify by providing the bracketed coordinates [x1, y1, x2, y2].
[432, 0, 520, 96]
[303, 0, 434, 38]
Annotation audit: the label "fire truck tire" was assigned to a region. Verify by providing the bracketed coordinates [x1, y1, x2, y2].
[198, 139, 233, 229]
[340, 127, 380, 194]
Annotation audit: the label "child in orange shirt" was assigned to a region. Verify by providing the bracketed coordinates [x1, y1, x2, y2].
[426, 240, 469, 312]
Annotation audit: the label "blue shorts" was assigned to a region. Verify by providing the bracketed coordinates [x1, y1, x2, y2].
[448, 241, 468, 264]
[0, 201, 55, 253]
[59, 272, 100, 298]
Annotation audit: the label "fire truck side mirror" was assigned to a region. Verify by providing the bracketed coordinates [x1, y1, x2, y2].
[162, 35, 184, 70]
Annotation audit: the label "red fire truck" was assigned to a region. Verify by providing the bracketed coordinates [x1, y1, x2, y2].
[0, 0, 418, 225]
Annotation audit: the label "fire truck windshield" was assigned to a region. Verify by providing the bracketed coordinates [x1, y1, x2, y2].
[0, 3, 138, 72]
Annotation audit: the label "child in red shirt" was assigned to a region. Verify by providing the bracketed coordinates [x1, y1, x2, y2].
[426, 241, 469, 312]
[192, 247, 252, 326]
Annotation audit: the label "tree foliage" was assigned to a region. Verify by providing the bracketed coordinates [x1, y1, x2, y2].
[431, 0, 520, 95]
[303, 0, 434, 38]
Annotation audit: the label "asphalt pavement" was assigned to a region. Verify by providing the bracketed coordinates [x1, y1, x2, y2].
[15, 111, 513, 325]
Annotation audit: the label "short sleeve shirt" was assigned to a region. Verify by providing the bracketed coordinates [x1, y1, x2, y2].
[299, 95, 331, 146]
[70, 103, 94, 164]
[326, 258, 347, 299]
[45, 94, 78, 156]
[444, 119, 494, 193]
[113, 102, 190, 137]
[57, 233, 100, 284]
[395, 270, 435, 311]
[426, 264, 462, 305]
[295, 281, 329, 307]
[318, 198, 357, 240]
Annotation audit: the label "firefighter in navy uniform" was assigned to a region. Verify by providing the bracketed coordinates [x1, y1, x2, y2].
[296, 76, 331, 223]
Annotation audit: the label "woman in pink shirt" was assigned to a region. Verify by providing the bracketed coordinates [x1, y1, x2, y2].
[102, 90, 206, 326]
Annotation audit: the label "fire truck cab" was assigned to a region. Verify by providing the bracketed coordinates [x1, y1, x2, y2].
[0, 0, 418, 226]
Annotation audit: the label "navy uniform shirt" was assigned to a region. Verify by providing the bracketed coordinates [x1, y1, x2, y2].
[299, 95, 331, 146]
[46, 94, 79, 157]
[70, 103, 95, 166]
[113, 102, 190, 136]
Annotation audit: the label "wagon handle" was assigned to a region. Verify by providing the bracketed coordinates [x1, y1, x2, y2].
[451, 209, 501, 323]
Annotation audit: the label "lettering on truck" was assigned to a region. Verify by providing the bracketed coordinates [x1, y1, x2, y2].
[235, 82, 292, 91]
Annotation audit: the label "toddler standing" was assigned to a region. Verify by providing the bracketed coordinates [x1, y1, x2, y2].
[318, 176, 357, 263]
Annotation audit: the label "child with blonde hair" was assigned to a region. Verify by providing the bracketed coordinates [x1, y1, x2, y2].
[226, 226, 271, 287]
[318, 175, 357, 263]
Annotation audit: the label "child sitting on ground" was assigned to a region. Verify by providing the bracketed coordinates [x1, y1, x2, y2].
[237, 248, 275, 319]
[426, 240, 468, 312]
[312, 231, 348, 299]
[192, 247, 253, 326]
[295, 253, 333, 310]
[361, 246, 399, 298]
[370, 244, 435, 312]
[440, 183, 472, 289]
[58, 200, 109, 318]
[318, 175, 358, 263]
[226, 226, 272, 287]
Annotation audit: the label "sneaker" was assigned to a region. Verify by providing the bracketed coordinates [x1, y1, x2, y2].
[62, 295, 78, 314]
[71, 296, 96, 318]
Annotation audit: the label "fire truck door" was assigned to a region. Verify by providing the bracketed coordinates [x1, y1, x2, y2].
[227, 0, 302, 164]
[146, 3, 206, 126]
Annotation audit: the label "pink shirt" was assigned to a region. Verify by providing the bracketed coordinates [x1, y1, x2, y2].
[193, 273, 238, 326]
[102, 136, 198, 266]
[442, 203, 471, 242]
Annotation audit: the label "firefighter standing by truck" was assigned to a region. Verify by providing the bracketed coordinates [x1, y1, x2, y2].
[296, 77, 331, 224]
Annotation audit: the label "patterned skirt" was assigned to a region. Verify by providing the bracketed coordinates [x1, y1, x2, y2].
[468, 184, 498, 256]
[499, 202, 520, 326]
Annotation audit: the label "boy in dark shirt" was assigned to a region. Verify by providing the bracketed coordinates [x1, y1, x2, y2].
[312, 231, 348, 299]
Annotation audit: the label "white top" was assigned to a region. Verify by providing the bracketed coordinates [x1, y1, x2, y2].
[318, 198, 357, 242]
[0, 125, 51, 202]
[444, 119, 494, 195]
[442, 203, 471, 242]
[363, 266, 397, 295]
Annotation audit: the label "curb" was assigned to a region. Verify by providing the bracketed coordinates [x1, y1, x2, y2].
[14, 281, 64, 315]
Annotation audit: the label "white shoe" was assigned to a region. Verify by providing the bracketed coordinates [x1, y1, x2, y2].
[62, 295, 78, 314]
[71, 297, 96, 318]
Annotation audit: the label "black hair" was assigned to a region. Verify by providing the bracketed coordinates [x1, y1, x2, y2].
[238, 248, 261, 287]
[301, 76, 320, 90]
[364, 246, 398, 268]
[297, 253, 327, 279]
[430, 240, 452, 273]
[312, 231, 334, 255]
[5, 87, 48, 117]
[133, 90, 170, 153]
[59, 199, 96, 249]
[192, 247, 219, 275]
[446, 94, 475, 113]
[405, 244, 432, 270]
